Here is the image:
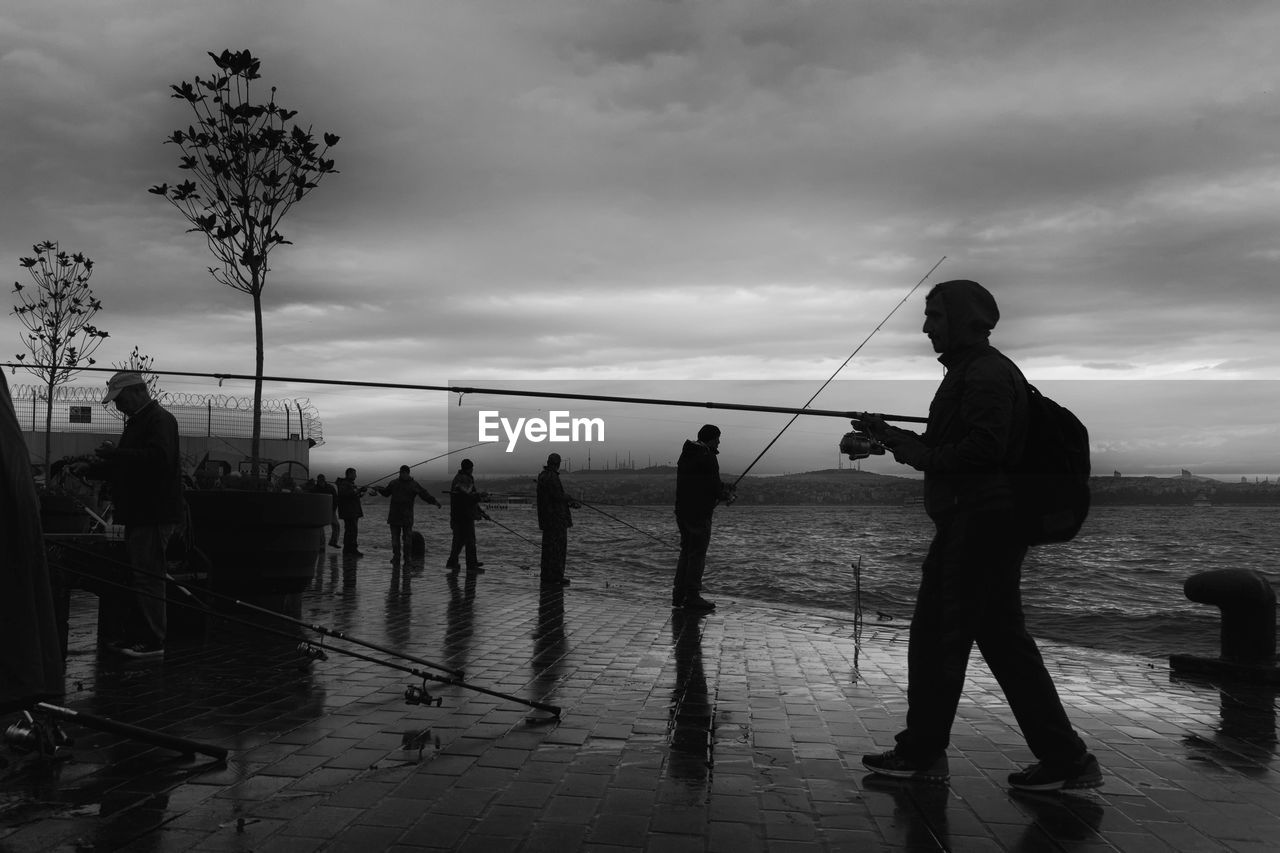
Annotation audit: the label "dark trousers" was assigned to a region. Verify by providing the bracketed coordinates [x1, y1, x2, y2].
[895, 509, 1088, 766]
[390, 524, 413, 560]
[672, 514, 713, 604]
[342, 517, 360, 552]
[125, 524, 174, 647]
[540, 526, 568, 583]
[447, 517, 478, 569]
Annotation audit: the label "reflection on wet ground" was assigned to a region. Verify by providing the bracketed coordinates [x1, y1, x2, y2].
[2, 542, 1279, 851]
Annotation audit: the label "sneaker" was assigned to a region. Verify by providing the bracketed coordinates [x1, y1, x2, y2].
[1008, 753, 1102, 791]
[444, 561, 460, 570]
[115, 642, 165, 660]
[861, 749, 949, 783]
[467, 564, 485, 573]
[682, 596, 716, 612]
[344, 549, 364, 557]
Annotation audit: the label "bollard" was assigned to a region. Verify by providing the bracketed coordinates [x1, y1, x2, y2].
[1184, 569, 1276, 664]
[1170, 569, 1280, 684]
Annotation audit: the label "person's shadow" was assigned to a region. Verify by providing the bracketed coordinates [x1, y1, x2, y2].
[530, 589, 568, 703]
[443, 570, 477, 674]
[667, 610, 713, 790]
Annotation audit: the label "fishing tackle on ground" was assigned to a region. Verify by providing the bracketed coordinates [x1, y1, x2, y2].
[48, 553, 560, 717]
[5, 703, 228, 761]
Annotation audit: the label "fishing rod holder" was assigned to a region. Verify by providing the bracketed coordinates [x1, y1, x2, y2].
[839, 428, 886, 461]
[4, 710, 71, 758]
[298, 641, 329, 662]
[404, 682, 443, 708]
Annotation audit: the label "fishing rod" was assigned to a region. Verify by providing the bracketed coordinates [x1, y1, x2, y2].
[478, 509, 538, 547]
[364, 441, 489, 488]
[576, 498, 678, 551]
[731, 256, 946, 488]
[54, 538, 464, 679]
[1, 363, 926, 424]
[48, 554, 561, 716]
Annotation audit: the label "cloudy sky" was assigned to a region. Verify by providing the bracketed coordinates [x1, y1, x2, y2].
[2, 1, 1277, 481]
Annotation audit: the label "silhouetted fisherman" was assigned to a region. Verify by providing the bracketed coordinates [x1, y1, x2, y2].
[859, 279, 1102, 791]
[313, 473, 340, 548]
[371, 465, 440, 563]
[445, 459, 487, 574]
[536, 453, 579, 587]
[76, 371, 183, 660]
[335, 467, 368, 556]
[672, 424, 735, 611]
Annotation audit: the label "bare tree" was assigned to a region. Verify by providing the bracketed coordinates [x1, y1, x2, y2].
[150, 49, 338, 477]
[10, 241, 109, 479]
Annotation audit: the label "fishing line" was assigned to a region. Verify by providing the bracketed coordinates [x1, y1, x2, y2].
[575, 498, 679, 551]
[364, 440, 489, 488]
[731, 256, 945, 488]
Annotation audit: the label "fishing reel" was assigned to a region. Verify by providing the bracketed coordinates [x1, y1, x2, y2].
[4, 710, 71, 758]
[297, 642, 329, 662]
[839, 429, 886, 461]
[405, 682, 443, 708]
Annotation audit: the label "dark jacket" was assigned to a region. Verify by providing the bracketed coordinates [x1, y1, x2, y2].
[536, 466, 573, 530]
[917, 343, 1028, 518]
[374, 477, 437, 527]
[449, 470, 481, 523]
[674, 439, 726, 520]
[88, 399, 183, 526]
[335, 476, 364, 520]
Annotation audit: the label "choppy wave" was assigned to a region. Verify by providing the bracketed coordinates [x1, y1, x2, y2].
[406, 503, 1279, 661]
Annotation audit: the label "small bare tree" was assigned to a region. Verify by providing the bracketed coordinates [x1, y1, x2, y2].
[112, 344, 163, 402]
[10, 241, 109, 479]
[150, 49, 338, 477]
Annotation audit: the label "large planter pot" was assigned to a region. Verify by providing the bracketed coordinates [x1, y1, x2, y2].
[185, 491, 329, 596]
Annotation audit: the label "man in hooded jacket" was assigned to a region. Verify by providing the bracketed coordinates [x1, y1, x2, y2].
[859, 279, 1102, 792]
[671, 424, 735, 611]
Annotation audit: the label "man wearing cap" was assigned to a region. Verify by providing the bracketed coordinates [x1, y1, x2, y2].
[371, 465, 441, 564]
[536, 453, 579, 587]
[858, 280, 1101, 792]
[445, 458, 487, 573]
[79, 371, 183, 659]
[672, 424, 735, 611]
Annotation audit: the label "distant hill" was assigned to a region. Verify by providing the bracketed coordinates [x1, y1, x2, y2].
[431, 466, 1280, 507]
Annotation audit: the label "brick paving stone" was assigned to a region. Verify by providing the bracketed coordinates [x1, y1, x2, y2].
[5, 562, 1278, 852]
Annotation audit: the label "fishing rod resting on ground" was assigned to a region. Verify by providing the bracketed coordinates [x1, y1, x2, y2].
[47, 544, 560, 715]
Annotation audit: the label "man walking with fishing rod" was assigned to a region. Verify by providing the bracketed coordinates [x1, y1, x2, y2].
[672, 424, 736, 611]
[859, 279, 1101, 791]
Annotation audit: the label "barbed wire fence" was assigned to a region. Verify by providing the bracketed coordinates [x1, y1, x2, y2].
[8, 383, 324, 446]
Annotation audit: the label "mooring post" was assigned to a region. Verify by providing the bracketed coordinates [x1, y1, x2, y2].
[1170, 568, 1279, 684]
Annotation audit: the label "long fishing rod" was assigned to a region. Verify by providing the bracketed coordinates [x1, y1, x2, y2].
[53, 539, 463, 677]
[49, 554, 560, 715]
[1, 363, 926, 424]
[364, 441, 489, 488]
[478, 510, 538, 547]
[731, 256, 945, 488]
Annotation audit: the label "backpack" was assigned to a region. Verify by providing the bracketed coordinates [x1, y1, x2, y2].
[1009, 380, 1092, 546]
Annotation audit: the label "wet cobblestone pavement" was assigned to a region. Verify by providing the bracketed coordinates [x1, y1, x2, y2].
[2, 546, 1278, 851]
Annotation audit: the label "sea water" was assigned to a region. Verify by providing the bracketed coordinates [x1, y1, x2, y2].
[365, 503, 1279, 661]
